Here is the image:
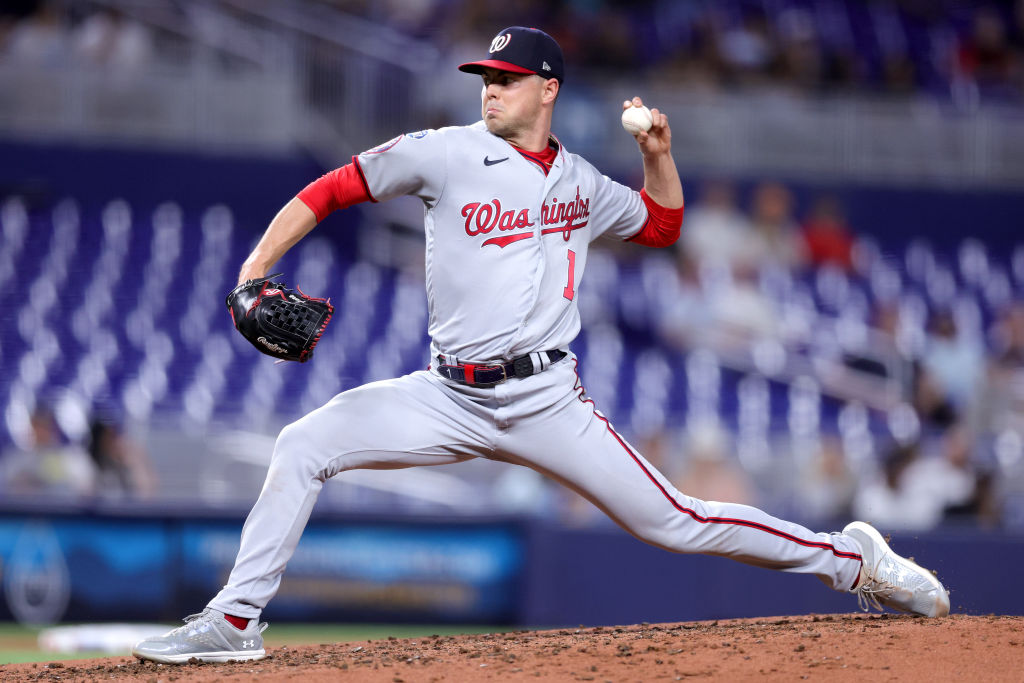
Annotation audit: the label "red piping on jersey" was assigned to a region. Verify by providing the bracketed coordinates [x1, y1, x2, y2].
[515, 150, 550, 175]
[510, 142, 558, 176]
[351, 157, 379, 203]
[568, 360, 863, 563]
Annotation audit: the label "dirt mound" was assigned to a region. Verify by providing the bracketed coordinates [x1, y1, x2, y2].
[2, 614, 1022, 682]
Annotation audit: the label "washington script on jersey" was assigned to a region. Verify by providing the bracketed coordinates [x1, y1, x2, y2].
[461, 186, 591, 248]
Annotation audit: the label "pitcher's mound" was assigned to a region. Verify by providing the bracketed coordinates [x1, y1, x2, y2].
[3, 613, 1022, 682]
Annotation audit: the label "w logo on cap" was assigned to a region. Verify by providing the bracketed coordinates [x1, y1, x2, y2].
[459, 27, 564, 84]
[489, 33, 511, 53]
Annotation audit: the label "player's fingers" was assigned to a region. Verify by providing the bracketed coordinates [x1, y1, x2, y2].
[649, 107, 661, 124]
[622, 99, 632, 110]
[632, 96, 643, 107]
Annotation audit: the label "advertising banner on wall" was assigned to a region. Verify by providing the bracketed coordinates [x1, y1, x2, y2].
[0, 517, 175, 623]
[0, 513, 525, 625]
[177, 522, 526, 623]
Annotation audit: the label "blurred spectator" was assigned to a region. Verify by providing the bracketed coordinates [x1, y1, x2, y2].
[706, 264, 780, 341]
[0, 405, 95, 497]
[717, 8, 777, 86]
[679, 179, 755, 273]
[1011, 0, 1024, 68]
[855, 423, 993, 531]
[0, 0, 1017, 535]
[71, 7, 153, 72]
[978, 301, 1024, 437]
[841, 299, 904, 379]
[676, 421, 757, 505]
[990, 300, 1024, 368]
[793, 435, 857, 523]
[852, 442, 937, 530]
[656, 251, 716, 350]
[822, 43, 867, 92]
[573, 6, 636, 74]
[658, 10, 722, 90]
[0, 0, 38, 49]
[775, 8, 824, 91]
[3, 0, 67, 66]
[87, 418, 157, 500]
[909, 424, 999, 528]
[745, 181, 806, 271]
[882, 52, 920, 95]
[955, 6, 1019, 99]
[4, 0, 1019, 104]
[912, 361, 959, 431]
[800, 195, 855, 272]
[921, 309, 985, 411]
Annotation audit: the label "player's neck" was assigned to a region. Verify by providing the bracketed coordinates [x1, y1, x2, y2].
[503, 128, 551, 153]
[503, 109, 554, 153]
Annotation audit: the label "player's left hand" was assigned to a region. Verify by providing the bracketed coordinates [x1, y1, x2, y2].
[622, 96, 671, 157]
[226, 274, 334, 362]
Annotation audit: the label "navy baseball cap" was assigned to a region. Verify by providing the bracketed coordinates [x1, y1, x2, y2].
[458, 27, 564, 83]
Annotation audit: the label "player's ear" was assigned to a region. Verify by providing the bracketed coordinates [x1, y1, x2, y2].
[542, 78, 559, 105]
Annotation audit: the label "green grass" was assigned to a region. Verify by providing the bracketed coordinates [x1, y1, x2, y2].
[0, 649, 111, 665]
[0, 622, 509, 666]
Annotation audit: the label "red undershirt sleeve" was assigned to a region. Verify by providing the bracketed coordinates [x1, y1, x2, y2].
[295, 162, 372, 223]
[627, 188, 684, 248]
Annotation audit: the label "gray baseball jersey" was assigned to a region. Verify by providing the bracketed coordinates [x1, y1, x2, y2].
[208, 123, 864, 619]
[356, 122, 646, 361]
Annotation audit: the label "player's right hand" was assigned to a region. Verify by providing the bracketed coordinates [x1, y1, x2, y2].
[623, 96, 671, 157]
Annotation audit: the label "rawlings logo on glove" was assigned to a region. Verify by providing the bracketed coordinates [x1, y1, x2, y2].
[257, 336, 289, 354]
[226, 274, 333, 362]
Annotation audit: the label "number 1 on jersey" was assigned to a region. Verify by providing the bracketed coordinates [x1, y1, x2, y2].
[563, 249, 576, 301]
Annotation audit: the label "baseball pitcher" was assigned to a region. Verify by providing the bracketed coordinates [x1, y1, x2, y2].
[133, 27, 949, 664]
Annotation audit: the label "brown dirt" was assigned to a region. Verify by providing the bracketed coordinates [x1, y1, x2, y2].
[2, 614, 1022, 682]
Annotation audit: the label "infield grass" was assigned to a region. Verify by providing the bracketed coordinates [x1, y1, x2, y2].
[0, 622, 507, 665]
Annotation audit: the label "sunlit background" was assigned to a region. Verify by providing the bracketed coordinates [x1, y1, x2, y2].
[0, 0, 1022, 646]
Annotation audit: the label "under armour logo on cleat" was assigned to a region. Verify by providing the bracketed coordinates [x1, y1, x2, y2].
[242, 640, 256, 648]
[484, 156, 509, 166]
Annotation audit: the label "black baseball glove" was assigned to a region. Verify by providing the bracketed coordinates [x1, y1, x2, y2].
[226, 273, 334, 362]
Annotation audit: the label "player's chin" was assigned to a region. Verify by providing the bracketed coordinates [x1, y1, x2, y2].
[483, 116, 507, 135]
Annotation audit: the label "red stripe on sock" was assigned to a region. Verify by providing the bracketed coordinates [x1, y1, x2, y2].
[225, 614, 250, 630]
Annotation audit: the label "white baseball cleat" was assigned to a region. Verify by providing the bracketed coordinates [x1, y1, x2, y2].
[844, 521, 950, 618]
[132, 608, 268, 663]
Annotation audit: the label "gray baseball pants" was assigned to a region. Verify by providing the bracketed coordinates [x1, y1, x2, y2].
[208, 355, 863, 618]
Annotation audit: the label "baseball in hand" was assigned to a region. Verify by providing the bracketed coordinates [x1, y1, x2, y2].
[621, 105, 653, 135]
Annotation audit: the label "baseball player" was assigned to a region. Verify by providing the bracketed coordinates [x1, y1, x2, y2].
[133, 27, 949, 664]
